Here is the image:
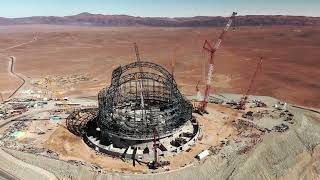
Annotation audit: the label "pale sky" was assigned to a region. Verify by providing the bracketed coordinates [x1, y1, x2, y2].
[0, 0, 319, 18]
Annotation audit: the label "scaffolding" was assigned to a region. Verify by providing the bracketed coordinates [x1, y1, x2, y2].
[97, 61, 193, 141]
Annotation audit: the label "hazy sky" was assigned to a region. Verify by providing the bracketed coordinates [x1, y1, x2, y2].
[0, 0, 319, 18]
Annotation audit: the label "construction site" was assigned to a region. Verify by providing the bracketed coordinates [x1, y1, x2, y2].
[0, 11, 319, 180]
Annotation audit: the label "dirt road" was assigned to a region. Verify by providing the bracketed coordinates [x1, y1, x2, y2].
[0, 104, 73, 129]
[0, 167, 19, 180]
[0, 37, 37, 100]
[6, 56, 26, 99]
[0, 37, 37, 52]
[0, 148, 57, 180]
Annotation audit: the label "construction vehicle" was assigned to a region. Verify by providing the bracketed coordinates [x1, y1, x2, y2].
[237, 57, 263, 110]
[195, 12, 237, 114]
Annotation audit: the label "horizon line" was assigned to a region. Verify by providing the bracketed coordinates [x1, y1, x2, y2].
[1, 12, 319, 19]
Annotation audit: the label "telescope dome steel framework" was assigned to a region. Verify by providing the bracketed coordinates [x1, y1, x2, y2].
[98, 61, 193, 141]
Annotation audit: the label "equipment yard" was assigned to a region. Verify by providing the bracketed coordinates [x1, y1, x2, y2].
[0, 97, 239, 173]
[0, 92, 319, 180]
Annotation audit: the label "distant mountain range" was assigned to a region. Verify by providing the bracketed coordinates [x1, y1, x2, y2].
[0, 13, 319, 27]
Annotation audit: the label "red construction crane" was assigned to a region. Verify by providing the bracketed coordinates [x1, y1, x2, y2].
[197, 12, 237, 113]
[237, 57, 263, 110]
[147, 128, 159, 169]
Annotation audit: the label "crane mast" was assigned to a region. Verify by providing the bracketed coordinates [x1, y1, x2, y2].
[133, 43, 145, 109]
[199, 12, 237, 112]
[134, 43, 143, 74]
[171, 47, 177, 77]
[245, 57, 263, 97]
[153, 128, 158, 168]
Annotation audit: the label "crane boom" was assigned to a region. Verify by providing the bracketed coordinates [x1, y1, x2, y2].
[133, 43, 145, 109]
[153, 128, 158, 168]
[171, 47, 177, 77]
[200, 12, 237, 112]
[237, 57, 263, 110]
[246, 57, 263, 96]
[134, 43, 143, 72]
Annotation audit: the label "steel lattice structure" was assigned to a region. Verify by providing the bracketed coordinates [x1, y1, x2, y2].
[66, 108, 98, 136]
[98, 61, 192, 141]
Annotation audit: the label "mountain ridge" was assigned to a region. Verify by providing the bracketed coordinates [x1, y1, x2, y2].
[0, 13, 319, 27]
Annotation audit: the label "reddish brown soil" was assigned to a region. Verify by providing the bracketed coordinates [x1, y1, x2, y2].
[0, 25, 319, 108]
[44, 126, 147, 173]
[42, 105, 237, 172]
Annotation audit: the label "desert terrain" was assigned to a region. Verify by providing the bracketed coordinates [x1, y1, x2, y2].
[0, 25, 319, 108]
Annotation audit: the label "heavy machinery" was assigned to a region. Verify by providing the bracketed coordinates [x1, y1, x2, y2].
[195, 12, 237, 114]
[237, 57, 264, 110]
[134, 43, 159, 169]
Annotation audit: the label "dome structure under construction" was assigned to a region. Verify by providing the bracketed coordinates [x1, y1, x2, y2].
[67, 61, 199, 161]
[97, 61, 193, 141]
